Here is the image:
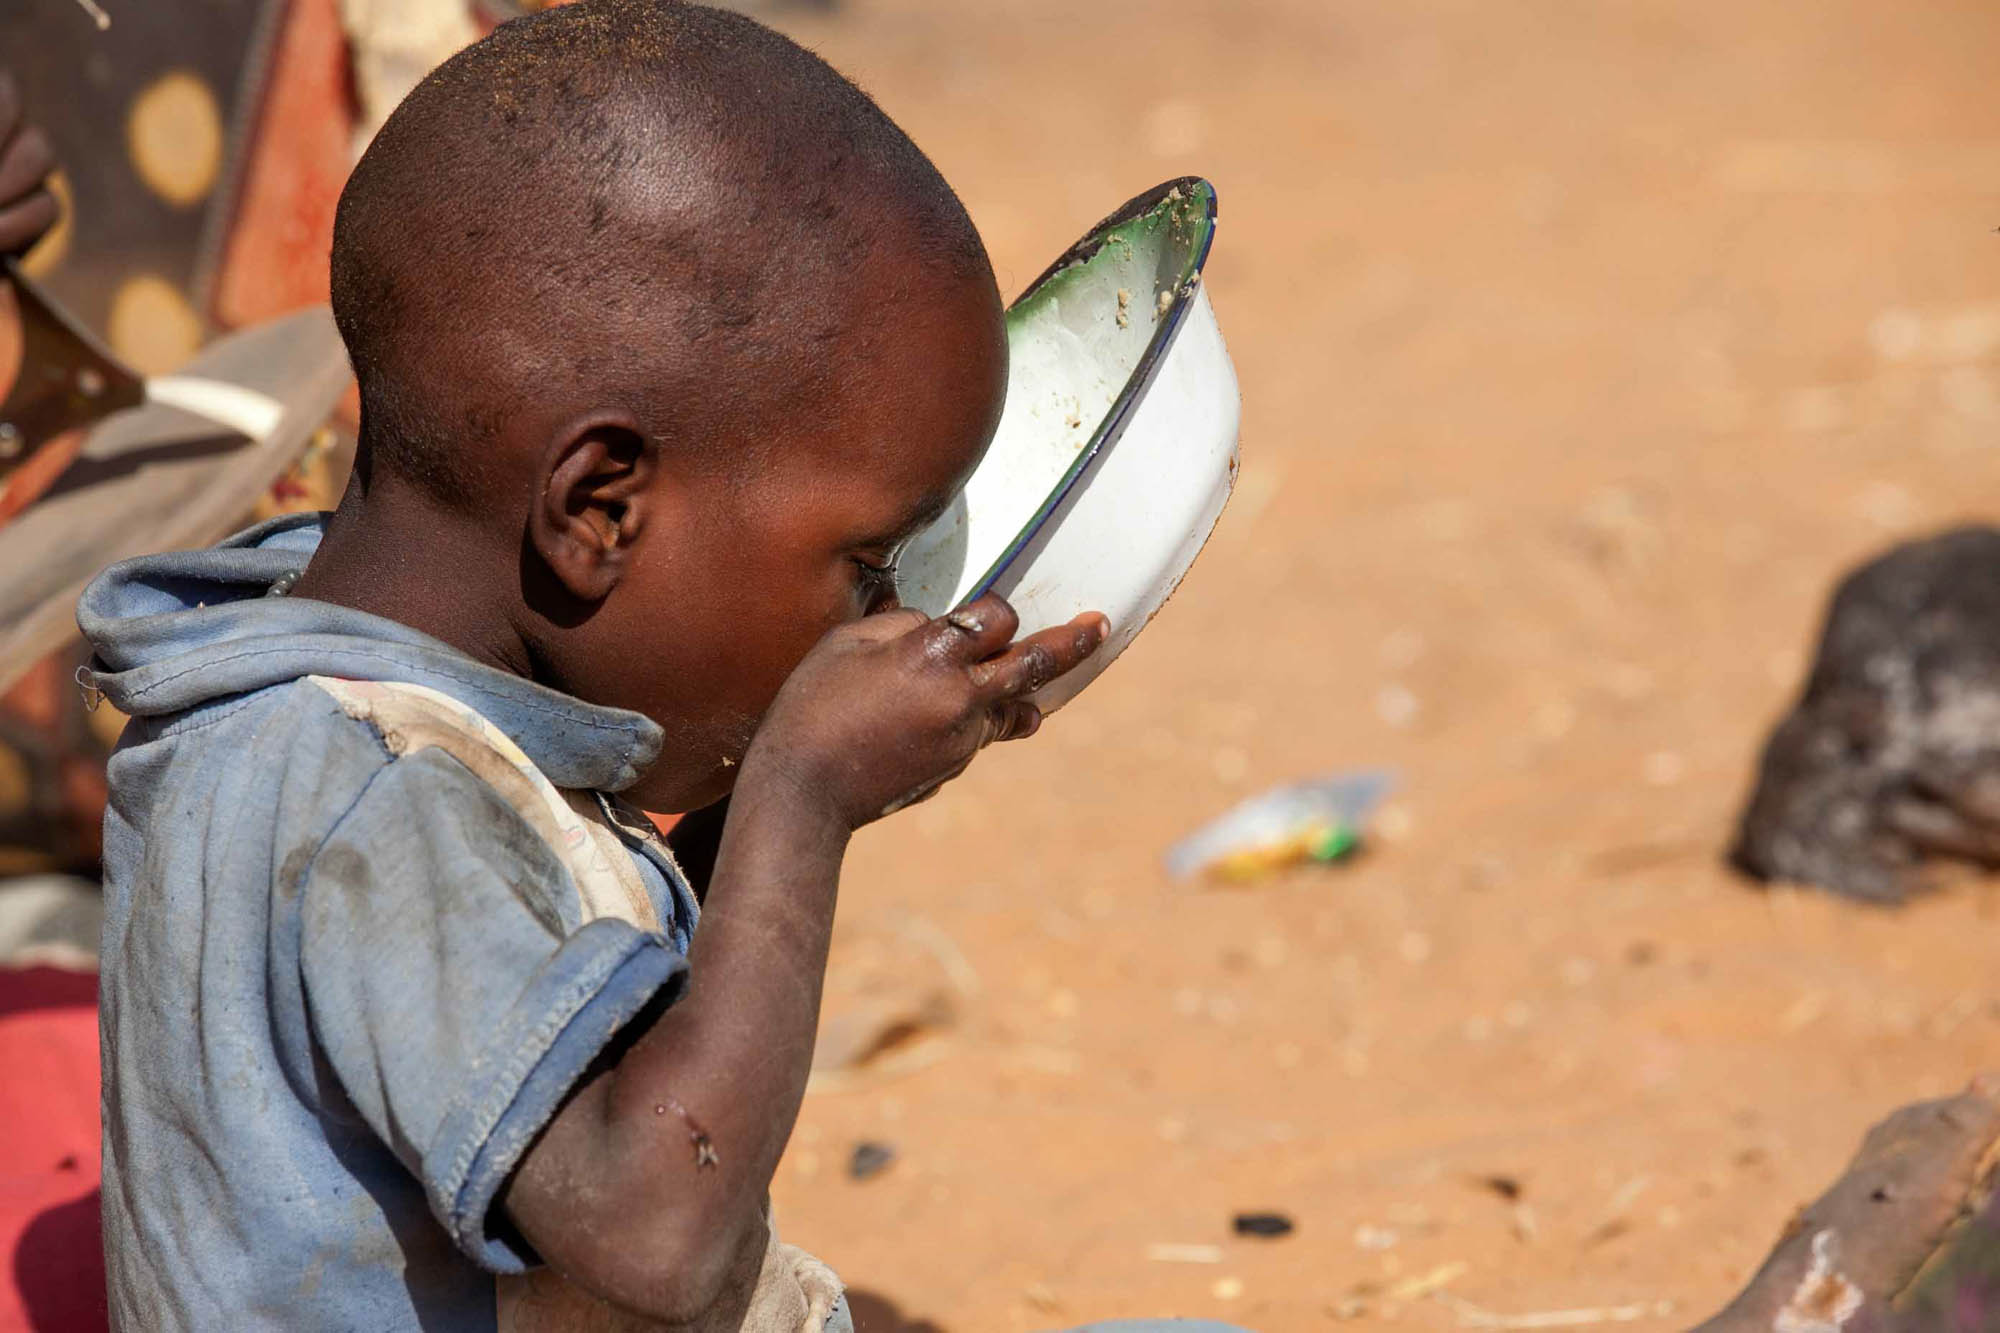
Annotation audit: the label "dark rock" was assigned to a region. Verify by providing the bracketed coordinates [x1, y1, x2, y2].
[1232, 1211, 1295, 1238]
[1734, 526, 2000, 902]
[848, 1140, 896, 1181]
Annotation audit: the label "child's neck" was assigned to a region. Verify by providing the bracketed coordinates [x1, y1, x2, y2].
[289, 483, 539, 684]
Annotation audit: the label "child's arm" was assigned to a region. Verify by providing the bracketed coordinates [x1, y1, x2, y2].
[501, 595, 1106, 1322]
[0, 72, 58, 256]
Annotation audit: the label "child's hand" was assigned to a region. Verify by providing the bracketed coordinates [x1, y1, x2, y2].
[505, 595, 1106, 1317]
[747, 593, 1108, 830]
[0, 72, 59, 257]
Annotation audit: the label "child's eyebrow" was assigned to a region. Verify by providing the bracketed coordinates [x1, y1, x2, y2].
[858, 491, 958, 551]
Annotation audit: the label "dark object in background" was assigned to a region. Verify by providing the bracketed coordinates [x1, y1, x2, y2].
[1734, 526, 2000, 903]
[1231, 1211, 1295, 1238]
[1690, 1075, 2000, 1331]
[848, 1140, 896, 1182]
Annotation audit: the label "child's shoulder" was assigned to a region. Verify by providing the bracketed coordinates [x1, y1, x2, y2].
[139, 671, 584, 926]
[126, 672, 558, 872]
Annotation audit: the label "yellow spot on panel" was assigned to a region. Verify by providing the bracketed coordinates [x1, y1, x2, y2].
[127, 71, 223, 208]
[108, 275, 202, 375]
[20, 170, 74, 279]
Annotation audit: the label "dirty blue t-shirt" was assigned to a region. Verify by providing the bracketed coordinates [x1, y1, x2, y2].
[77, 514, 700, 1330]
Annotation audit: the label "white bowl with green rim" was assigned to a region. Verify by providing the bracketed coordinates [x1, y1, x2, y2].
[899, 177, 1240, 711]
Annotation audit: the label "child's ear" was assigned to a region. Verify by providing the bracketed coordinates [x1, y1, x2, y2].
[530, 414, 659, 604]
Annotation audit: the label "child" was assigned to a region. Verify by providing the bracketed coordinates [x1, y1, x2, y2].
[73, 3, 1113, 1328]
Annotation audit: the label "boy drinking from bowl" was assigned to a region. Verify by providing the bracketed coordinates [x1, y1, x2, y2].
[67, 3, 1113, 1327]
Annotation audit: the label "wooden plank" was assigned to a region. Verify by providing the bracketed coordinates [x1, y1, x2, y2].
[0, 305, 349, 695]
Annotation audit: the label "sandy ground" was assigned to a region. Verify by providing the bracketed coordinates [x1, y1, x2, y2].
[748, 1, 2000, 1328]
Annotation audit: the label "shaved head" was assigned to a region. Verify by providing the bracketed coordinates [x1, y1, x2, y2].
[330, 0, 993, 505]
[301, 0, 1009, 811]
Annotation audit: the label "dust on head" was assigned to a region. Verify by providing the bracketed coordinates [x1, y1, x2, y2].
[328, 0, 996, 511]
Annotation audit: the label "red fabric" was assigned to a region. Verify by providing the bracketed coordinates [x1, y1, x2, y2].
[0, 968, 106, 1333]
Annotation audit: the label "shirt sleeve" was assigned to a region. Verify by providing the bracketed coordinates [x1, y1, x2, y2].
[298, 746, 687, 1272]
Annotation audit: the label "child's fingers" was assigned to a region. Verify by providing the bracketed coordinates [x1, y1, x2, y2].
[0, 72, 18, 141]
[985, 699, 1043, 745]
[920, 593, 1019, 664]
[843, 605, 932, 646]
[969, 612, 1108, 700]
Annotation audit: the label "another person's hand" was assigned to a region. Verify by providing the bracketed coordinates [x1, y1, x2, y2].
[0, 71, 58, 258]
[747, 594, 1108, 831]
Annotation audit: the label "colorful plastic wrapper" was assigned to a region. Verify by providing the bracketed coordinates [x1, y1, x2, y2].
[1164, 770, 1396, 882]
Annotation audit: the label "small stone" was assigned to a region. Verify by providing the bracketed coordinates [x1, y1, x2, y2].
[1211, 1276, 1244, 1300]
[1233, 1211, 1295, 1238]
[848, 1141, 896, 1181]
[1375, 683, 1421, 729]
[1354, 1223, 1399, 1252]
[1375, 803, 1416, 842]
[1868, 308, 1923, 360]
[1559, 956, 1597, 987]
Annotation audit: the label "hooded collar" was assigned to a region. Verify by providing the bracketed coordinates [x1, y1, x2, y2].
[77, 514, 663, 793]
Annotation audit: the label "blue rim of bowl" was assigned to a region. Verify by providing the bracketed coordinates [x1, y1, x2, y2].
[958, 176, 1220, 605]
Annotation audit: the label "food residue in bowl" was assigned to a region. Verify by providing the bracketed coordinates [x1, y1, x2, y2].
[1116, 288, 1132, 329]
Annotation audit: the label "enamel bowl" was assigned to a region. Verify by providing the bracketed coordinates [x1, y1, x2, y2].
[899, 177, 1240, 711]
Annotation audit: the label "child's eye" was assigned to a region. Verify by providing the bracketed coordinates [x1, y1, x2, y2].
[852, 556, 899, 591]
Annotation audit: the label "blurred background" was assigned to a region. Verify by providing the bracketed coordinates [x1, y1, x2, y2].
[3, 0, 2000, 1329]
